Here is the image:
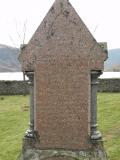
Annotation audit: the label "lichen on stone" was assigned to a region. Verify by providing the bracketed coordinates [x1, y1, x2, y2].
[20, 149, 108, 160]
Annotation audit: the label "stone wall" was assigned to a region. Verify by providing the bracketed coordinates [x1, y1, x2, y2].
[0, 81, 29, 95]
[98, 78, 120, 92]
[0, 79, 120, 95]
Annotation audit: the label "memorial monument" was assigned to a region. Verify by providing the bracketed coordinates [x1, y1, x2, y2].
[19, 0, 108, 159]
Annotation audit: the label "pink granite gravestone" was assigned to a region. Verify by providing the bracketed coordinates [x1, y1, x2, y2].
[19, 0, 108, 159]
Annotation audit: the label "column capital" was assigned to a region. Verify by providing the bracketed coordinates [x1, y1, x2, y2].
[91, 70, 102, 78]
[25, 71, 34, 78]
[91, 70, 102, 85]
[25, 72, 34, 85]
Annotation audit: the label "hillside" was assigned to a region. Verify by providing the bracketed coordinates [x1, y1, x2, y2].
[0, 44, 21, 72]
[0, 44, 120, 72]
[104, 48, 120, 71]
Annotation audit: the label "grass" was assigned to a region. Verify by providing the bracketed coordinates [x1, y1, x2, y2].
[98, 93, 120, 160]
[0, 93, 120, 160]
[0, 95, 29, 160]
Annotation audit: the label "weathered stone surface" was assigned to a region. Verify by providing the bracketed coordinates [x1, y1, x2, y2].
[20, 148, 107, 160]
[20, 0, 107, 72]
[20, 0, 107, 150]
[19, 0, 108, 158]
[35, 63, 90, 149]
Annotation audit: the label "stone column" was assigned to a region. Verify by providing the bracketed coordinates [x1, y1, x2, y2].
[25, 72, 34, 138]
[91, 70, 102, 140]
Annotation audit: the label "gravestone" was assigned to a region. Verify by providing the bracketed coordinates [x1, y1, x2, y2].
[19, 0, 108, 159]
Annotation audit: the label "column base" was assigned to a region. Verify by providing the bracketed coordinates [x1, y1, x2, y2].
[91, 131, 102, 140]
[25, 129, 34, 138]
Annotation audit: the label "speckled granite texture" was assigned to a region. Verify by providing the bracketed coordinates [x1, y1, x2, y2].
[19, 0, 107, 159]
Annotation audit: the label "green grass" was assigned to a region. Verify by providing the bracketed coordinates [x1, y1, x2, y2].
[98, 93, 120, 160]
[0, 93, 120, 160]
[0, 96, 29, 160]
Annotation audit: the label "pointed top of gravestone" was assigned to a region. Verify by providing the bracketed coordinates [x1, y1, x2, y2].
[55, 0, 69, 2]
[20, 0, 107, 71]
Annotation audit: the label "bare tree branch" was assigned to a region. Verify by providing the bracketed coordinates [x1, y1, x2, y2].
[15, 20, 22, 44]
[93, 25, 99, 34]
[22, 20, 27, 44]
[8, 34, 17, 48]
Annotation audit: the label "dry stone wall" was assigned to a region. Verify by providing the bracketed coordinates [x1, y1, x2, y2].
[98, 79, 120, 92]
[0, 81, 29, 95]
[0, 79, 120, 95]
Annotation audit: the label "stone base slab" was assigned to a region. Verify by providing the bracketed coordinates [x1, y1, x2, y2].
[20, 149, 108, 160]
